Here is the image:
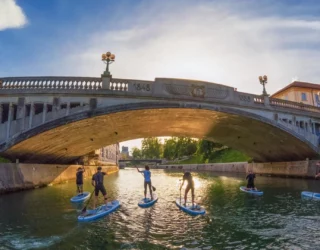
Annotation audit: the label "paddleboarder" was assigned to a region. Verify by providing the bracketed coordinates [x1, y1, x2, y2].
[246, 170, 257, 190]
[136, 165, 153, 200]
[92, 166, 108, 209]
[180, 171, 195, 207]
[76, 166, 85, 195]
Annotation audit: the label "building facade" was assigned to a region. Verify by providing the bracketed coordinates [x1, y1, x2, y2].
[94, 143, 120, 165]
[120, 146, 130, 159]
[271, 81, 320, 107]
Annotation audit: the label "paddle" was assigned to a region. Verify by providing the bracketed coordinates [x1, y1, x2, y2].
[80, 189, 95, 214]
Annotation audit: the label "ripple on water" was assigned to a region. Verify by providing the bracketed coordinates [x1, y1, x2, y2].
[1, 170, 320, 249]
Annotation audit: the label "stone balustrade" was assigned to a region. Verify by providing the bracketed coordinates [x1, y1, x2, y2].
[0, 77, 102, 90]
[1, 76, 320, 115]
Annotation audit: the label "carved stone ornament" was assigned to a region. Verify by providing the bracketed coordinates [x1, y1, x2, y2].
[191, 84, 205, 98]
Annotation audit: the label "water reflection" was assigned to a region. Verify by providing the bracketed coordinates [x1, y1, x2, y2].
[0, 169, 319, 249]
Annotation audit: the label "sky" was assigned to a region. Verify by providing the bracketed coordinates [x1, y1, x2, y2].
[1, 0, 320, 153]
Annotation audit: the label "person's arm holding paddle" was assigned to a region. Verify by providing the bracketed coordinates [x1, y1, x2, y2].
[136, 166, 143, 173]
[179, 179, 185, 191]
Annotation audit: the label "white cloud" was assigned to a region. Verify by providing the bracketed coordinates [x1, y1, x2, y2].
[35, 1, 320, 148]
[0, 0, 27, 31]
[57, 1, 320, 96]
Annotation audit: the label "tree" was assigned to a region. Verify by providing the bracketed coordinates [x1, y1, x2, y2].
[131, 147, 142, 159]
[196, 139, 224, 162]
[162, 137, 198, 160]
[163, 138, 177, 160]
[141, 137, 162, 159]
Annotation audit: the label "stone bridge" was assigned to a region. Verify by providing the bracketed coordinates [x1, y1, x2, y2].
[0, 75, 320, 164]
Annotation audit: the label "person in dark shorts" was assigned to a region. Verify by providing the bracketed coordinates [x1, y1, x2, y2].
[91, 166, 108, 209]
[76, 166, 85, 195]
[180, 171, 195, 206]
[246, 170, 257, 190]
[136, 165, 153, 200]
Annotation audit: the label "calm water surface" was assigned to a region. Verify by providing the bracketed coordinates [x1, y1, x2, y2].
[0, 169, 320, 250]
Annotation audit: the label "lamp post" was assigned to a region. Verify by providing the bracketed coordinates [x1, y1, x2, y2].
[258, 75, 268, 96]
[101, 51, 115, 77]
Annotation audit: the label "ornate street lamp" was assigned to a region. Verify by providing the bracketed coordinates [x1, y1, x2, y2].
[102, 51, 115, 76]
[258, 75, 268, 96]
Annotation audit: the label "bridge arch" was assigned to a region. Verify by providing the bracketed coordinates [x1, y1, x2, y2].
[1, 101, 317, 163]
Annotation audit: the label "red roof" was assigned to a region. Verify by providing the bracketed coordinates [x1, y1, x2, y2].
[271, 81, 320, 97]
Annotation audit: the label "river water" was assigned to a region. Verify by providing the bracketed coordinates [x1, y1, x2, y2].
[0, 169, 320, 250]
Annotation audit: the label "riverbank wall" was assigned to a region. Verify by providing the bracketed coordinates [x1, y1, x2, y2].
[144, 160, 320, 178]
[0, 163, 118, 194]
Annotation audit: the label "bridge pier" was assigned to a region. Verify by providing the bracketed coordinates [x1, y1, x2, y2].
[28, 103, 34, 130]
[42, 103, 47, 123]
[6, 103, 13, 141]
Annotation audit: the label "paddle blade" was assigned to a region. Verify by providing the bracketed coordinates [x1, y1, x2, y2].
[152, 186, 156, 191]
[81, 206, 87, 214]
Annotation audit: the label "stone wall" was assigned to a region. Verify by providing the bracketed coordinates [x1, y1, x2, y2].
[149, 160, 320, 178]
[247, 161, 309, 177]
[0, 163, 118, 194]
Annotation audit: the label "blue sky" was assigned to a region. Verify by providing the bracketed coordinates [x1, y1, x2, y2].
[2, 0, 320, 152]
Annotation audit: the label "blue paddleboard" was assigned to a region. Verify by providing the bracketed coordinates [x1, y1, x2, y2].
[301, 191, 320, 200]
[78, 200, 120, 222]
[240, 186, 263, 196]
[70, 192, 91, 203]
[138, 194, 158, 208]
[175, 198, 205, 216]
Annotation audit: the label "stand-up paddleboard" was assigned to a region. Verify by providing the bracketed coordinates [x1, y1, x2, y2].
[70, 192, 91, 203]
[301, 191, 320, 200]
[240, 186, 263, 196]
[138, 194, 158, 208]
[78, 200, 120, 222]
[175, 198, 205, 215]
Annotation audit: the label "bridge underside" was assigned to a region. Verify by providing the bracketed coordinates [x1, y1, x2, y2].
[1, 108, 317, 163]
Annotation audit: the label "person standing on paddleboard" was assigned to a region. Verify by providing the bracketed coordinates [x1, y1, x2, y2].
[76, 166, 85, 195]
[180, 171, 195, 207]
[92, 166, 108, 209]
[136, 165, 153, 200]
[246, 170, 257, 190]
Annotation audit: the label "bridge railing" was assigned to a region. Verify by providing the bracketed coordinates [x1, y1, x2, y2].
[110, 78, 153, 92]
[2, 77, 320, 116]
[0, 77, 103, 90]
[269, 97, 320, 113]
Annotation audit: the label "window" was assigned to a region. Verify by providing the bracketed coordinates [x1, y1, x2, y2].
[285, 95, 288, 100]
[301, 93, 307, 101]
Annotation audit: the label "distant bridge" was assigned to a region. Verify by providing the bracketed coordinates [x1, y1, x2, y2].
[118, 159, 163, 164]
[0, 75, 320, 163]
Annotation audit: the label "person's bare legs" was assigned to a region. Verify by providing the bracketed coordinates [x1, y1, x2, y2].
[191, 187, 195, 207]
[93, 195, 98, 209]
[103, 195, 108, 209]
[149, 182, 153, 200]
[144, 182, 147, 199]
[184, 186, 190, 206]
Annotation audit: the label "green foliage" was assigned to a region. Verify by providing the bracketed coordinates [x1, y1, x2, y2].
[172, 146, 251, 164]
[141, 137, 162, 159]
[131, 147, 142, 159]
[163, 137, 197, 160]
[0, 157, 11, 163]
[137, 137, 251, 163]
